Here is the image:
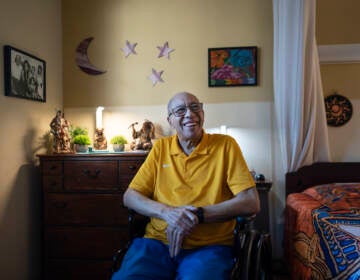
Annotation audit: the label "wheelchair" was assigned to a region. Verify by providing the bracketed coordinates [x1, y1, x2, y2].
[111, 209, 272, 280]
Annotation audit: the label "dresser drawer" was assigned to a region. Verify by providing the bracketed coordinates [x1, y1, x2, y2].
[44, 194, 128, 225]
[119, 160, 143, 176]
[45, 259, 112, 280]
[45, 227, 128, 259]
[64, 161, 118, 191]
[42, 160, 63, 175]
[43, 175, 63, 192]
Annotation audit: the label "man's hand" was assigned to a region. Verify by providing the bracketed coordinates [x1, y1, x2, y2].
[165, 206, 199, 258]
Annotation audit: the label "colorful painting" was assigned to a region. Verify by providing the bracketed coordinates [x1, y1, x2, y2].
[208, 46, 257, 87]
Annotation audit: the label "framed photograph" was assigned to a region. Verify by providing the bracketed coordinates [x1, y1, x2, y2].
[4, 45, 46, 102]
[208, 46, 257, 87]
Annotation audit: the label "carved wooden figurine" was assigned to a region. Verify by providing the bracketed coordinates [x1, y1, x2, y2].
[94, 128, 107, 150]
[129, 120, 155, 151]
[50, 110, 72, 153]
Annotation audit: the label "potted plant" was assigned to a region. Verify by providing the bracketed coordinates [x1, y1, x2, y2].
[110, 135, 128, 152]
[70, 126, 88, 139]
[73, 134, 91, 153]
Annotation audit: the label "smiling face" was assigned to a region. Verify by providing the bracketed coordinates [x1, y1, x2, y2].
[167, 92, 204, 143]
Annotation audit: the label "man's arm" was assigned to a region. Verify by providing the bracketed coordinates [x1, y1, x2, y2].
[123, 188, 198, 257]
[200, 187, 260, 223]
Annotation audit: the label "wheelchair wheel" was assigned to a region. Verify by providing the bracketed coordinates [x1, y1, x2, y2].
[253, 232, 272, 280]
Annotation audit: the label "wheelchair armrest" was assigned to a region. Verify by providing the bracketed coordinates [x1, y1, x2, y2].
[128, 209, 150, 239]
[233, 215, 255, 240]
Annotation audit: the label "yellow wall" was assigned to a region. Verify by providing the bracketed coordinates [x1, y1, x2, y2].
[62, 0, 273, 108]
[0, 0, 62, 279]
[317, 0, 360, 161]
[317, 0, 360, 44]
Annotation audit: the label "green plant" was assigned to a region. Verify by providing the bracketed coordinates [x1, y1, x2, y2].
[110, 135, 128, 145]
[73, 134, 91, 145]
[70, 126, 88, 139]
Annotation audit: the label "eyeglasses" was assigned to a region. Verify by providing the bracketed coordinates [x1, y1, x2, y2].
[168, 102, 203, 117]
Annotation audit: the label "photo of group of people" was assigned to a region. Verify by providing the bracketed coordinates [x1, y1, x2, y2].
[4, 46, 46, 102]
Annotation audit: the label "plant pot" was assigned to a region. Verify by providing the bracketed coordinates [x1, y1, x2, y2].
[113, 144, 125, 152]
[74, 144, 88, 153]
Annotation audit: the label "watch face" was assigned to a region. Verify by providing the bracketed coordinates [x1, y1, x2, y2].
[324, 94, 353, 127]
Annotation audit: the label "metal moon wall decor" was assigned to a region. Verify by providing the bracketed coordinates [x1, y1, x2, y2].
[74, 38, 175, 86]
[75, 37, 107, 75]
[324, 93, 353, 127]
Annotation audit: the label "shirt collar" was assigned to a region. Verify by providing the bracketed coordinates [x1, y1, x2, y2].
[170, 130, 209, 156]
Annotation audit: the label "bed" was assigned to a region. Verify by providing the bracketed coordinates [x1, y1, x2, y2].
[284, 162, 360, 279]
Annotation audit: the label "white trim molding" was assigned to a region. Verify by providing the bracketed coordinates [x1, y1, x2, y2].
[318, 44, 360, 64]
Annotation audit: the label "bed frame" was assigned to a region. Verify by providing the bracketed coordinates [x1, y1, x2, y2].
[285, 161, 360, 196]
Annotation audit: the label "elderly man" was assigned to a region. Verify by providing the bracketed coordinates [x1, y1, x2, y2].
[112, 92, 260, 280]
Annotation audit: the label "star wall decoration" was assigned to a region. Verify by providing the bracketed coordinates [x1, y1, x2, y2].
[148, 68, 164, 86]
[157, 41, 174, 59]
[121, 40, 137, 58]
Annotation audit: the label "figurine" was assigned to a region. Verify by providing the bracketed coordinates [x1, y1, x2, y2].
[50, 110, 72, 153]
[129, 120, 155, 151]
[94, 128, 107, 150]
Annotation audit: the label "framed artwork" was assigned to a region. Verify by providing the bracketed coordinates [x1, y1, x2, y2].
[208, 46, 257, 87]
[4, 45, 46, 102]
[325, 93, 353, 127]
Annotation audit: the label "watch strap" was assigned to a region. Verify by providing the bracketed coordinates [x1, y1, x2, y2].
[196, 207, 204, 223]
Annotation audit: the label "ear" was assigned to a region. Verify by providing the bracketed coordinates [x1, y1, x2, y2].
[167, 116, 174, 128]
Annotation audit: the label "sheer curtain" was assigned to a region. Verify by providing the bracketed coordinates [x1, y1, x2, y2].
[273, 0, 331, 174]
[271, 0, 331, 258]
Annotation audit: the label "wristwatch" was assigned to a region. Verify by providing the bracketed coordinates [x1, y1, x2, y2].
[196, 207, 204, 223]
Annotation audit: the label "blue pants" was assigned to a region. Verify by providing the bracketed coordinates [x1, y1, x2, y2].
[112, 238, 234, 280]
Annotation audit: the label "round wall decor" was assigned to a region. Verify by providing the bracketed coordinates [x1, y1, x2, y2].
[324, 93, 353, 127]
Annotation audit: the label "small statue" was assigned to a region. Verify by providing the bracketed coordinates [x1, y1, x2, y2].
[94, 128, 107, 150]
[50, 110, 72, 153]
[129, 120, 155, 151]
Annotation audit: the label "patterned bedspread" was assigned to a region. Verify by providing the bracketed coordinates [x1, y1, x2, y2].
[284, 183, 360, 279]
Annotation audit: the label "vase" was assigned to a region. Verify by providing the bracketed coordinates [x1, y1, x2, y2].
[112, 144, 125, 152]
[74, 144, 88, 153]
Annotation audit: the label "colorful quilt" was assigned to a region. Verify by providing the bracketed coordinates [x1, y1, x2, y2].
[285, 183, 360, 279]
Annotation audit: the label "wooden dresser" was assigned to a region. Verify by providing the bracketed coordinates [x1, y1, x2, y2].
[38, 153, 147, 280]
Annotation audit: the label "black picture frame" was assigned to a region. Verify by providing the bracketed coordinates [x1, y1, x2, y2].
[208, 46, 257, 87]
[4, 45, 46, 102]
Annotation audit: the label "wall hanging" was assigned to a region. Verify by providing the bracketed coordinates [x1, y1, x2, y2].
[148, 68, 164, 86]
[75, 37, 106, 75]
[325, 93, 353, 127]
[121, 40, 138, 58]
[157, 41, 174, 59]
[208, 46, 257, 87]
[4, 45, 46, 102]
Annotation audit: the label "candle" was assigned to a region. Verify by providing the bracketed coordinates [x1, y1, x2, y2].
[96, 106, 104, 129]
[220, 125, 227, 134]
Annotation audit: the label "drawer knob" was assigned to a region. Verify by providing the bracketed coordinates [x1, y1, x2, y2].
[53, 201, 67, 208]
[83, 169, 101, 178]
[128, 165, 136, 170]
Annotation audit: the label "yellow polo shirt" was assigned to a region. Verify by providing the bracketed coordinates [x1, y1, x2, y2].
[129, 132, 255, 248]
